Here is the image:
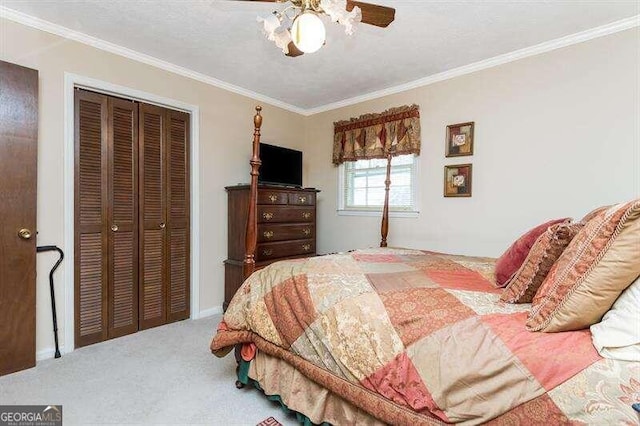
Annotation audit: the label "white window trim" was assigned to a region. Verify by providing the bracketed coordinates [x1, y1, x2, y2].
[337, 155, 420, 218]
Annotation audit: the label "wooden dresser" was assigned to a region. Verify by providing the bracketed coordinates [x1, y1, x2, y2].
[224, 184, 320, 310]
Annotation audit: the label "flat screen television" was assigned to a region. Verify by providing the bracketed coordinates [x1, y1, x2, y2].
[259, 143, 303, 187]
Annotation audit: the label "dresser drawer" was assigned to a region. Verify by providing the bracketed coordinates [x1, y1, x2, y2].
[258, 206, 315, 223]
[258, 223, 315, 243]
[256, 239, 315, 261]
[288, 192, 315, 206]
[257, 191, 288, 205]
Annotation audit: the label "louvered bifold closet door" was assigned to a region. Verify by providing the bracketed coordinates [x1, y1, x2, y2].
[75, 90, 109, 347]
[107, 98, 139, 339]
[166, 110, 190, 322]
[76, 91, 140, 347]
[139, 104, 167, 329]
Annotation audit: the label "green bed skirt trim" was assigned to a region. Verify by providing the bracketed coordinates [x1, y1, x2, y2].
[237, 359, 331, 426]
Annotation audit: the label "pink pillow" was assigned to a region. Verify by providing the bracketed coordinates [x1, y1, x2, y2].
[495, 218, 571, 287]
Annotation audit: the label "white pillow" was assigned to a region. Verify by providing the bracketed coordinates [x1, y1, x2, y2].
[590, 275, 640, 362]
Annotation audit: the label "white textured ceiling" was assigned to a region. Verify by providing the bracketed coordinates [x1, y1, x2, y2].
[2, 0, 639, 110]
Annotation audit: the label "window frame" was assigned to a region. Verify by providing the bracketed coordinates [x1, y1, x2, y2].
[337, 154, 419, 218]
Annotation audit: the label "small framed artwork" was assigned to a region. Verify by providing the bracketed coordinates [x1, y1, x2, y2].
[445, 122, 474, 157]
[444, 164, 472, 197]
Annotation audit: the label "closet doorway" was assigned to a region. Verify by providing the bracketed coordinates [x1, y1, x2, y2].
[74, 89, 190, 348]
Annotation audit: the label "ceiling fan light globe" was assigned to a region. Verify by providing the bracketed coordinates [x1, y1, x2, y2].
[291, 12, 326, 53]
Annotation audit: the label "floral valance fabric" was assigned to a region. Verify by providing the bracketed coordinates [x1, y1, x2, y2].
[332, 104, 421, 165]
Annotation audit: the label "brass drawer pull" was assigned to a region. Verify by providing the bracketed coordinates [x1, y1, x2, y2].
[302, 244, 311, 251]
[263, 212, 274, 221]
[268, 194, 278, 203]
[298, 196, 307, 204]
[263, 230, 274, 239]
[302, 228, 311, 236]
[111, 224, 119, 232]
[262, 248, 273, 256]
[302, 212, 311, 219]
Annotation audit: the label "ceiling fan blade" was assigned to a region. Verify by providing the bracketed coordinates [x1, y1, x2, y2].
[285, 42, 304, 57]
[346, 1, 395, 28]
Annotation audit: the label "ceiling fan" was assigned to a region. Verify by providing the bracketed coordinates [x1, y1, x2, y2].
[236, 0, 396, 57]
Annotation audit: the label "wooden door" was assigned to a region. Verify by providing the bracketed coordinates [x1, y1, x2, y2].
[139, 104, 167, 329]
[75, 90, 139, 347]
[139, 106, 190, 328]
[107, 98, 139, 338]
[75, 90, 108, 347]
[0, 61, 38, 376]
[166, 110, 190, 322]
[75, 91, 190, 342]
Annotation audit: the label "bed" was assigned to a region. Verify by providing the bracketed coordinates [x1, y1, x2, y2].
[211, 107, 639, 425]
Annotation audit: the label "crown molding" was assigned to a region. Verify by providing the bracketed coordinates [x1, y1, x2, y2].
[0, 5, 307, 115]
[1, 6, 638, 117]
[304, 14, 640, 115]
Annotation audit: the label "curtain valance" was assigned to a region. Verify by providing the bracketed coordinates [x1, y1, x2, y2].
[332, 104, 420, 165]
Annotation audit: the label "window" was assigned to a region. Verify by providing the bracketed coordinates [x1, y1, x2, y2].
[338, 154, 418, 215]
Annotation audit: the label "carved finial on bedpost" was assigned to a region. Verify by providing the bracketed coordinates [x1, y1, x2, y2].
[380, 153, 392, 248]
[243, 106, 263, 281]
[254, 105, 262, 128]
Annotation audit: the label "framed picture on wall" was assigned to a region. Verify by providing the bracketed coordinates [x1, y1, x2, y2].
[445, 122, 474, 157]
[444, 164, 472, 197]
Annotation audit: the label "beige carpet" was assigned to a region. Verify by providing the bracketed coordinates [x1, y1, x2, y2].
[0, 315, 298, 425]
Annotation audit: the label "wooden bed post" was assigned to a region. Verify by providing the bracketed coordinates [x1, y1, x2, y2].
[243, 106, 262, 281]
[380, 153, 392, 247]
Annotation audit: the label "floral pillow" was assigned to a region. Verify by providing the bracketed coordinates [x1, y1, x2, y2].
[494, 218, 571, 288]
[580, 204, 612, 224]
[527, 200, 640, 332]
[500, 222, 583, 303]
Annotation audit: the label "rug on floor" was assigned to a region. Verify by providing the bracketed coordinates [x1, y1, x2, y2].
[257, 416, 283, 426]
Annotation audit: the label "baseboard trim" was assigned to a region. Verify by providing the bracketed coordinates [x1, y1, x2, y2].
[36, 346, 65, 362]
[35, 305, 220, 360]
[197, 306, 223, 319]
[36, 306, 221, 360]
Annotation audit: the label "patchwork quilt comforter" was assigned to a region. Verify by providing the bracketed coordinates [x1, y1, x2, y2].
[211, 248, 639, 425]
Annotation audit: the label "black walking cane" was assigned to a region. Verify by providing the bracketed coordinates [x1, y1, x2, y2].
[36, 245, 64, 359]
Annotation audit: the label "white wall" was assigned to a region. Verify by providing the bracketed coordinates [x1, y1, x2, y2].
[1, 17, 638, 359]
[305, 29, 640, 257]
[0, 18, 306, 356]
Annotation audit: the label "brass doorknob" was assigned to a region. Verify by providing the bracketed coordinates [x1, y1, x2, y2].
[18, 228, 32, 240]
[159, 222, 166, 229]
[111, 224, 119, 232]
